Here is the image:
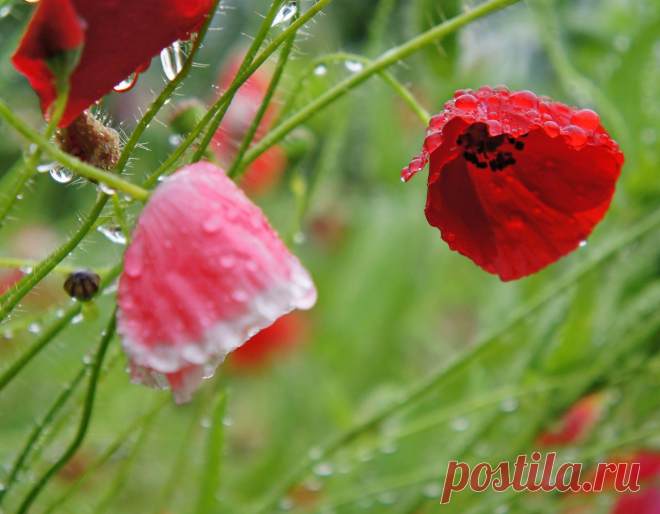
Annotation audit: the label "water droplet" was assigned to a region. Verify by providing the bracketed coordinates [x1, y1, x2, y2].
[345, 60, 364, 73]
[455, 94, 478, 112]
[202, 215, 223, 234]
[50, 165, 74, 184]
[124, 254, 144, 278]
[168, 134, 182, 146]
[113, 73, 138, 93]
[450, 416, 469, 432]
[542, 120, 560, 138]
[562, 125, 587, 148]
[500, 397, 519, 413]
[293, 231, 306, 244]
[308, 447, 322, 460]
[579, 240, 588, 248]
[97, 222, 127, 245]
[27, 322, 41, 334]
[0, 6, 11, 17]
[303, 477, 323, 492]
[222, 417, 233, 427]
[510, 90, 537, 110]
[220, 255, 236, 268]
[71, 313, 84, 325]
[160, 41, 185, 81]
[313, 462, 333, 477]
[272, 0, 296, 26]
[376, 492, 397, 505]
[36, 163, 54, 173]
[200, 417, 212, 429]
[313, 64, 327, 76]
[98, 183, 117, 195]
[571, 109, 600, 132]
[380, 441, 397, 454]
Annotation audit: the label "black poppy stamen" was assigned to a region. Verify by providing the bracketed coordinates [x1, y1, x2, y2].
[459, 123, 522, 172]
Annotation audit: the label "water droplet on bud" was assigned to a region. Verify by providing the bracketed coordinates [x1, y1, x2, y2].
[272, 0, 296, 26]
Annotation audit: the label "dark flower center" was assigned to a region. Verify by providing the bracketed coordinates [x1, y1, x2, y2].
[457, 123, 526, 172]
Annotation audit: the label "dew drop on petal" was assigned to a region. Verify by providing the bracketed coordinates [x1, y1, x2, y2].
[571, 109, 600, 131]
[509, 90, 538, 110]
[50, 165, 74, 184]
[562, 125, 588, 148]
[160, 41, 185, 81]
[113, 73, 138, 93]
[454, 94, 478, 112]
[543, 120, 560, 138]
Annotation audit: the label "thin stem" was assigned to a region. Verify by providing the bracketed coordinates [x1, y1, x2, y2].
[0, 365, 87, 506]
[253, 201, 660, 513]
[17, 311, 117, 514]
[0, 258, 108, 275]
[191, 0, 285, 163]
[195, 390, 228, 514]
[0, 196, 109, 322]
[113, 0, 222, 175]
[0, 263, 122, 391]
[0, 101, 150, 201]
[143, 0, 334, 187]
[238, 0, 521, 174]
[226, 5, 298, 178]
[44, 397, 168, 514]
[0, 85, 69, 229]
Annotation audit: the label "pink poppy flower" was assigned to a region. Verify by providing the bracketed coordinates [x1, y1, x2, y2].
[116, 162, 317, 403]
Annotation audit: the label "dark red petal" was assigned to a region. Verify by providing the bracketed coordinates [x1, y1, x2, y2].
[406, 87, 624, 281]
[11, 0, 84, 117]
[12, 0, 214, 127]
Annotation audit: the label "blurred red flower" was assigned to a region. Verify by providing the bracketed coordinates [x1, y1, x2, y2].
[12, 0, 213, 126]
[403, 87, 624, 281]
[116, 162, 316, 403]
[212, 52, 288, 196]
[538, 393, 605, 447]
[229, 310, 312, 370]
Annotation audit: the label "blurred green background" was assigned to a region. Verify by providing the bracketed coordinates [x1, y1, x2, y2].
[1, 0, 660, 512]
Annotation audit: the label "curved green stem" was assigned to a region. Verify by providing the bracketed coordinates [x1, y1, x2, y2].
[0, 263, 122, 390]
[237, 0, 521, 175]
[113, 0, 222, 175]
[0, 196, 109, 321]
[226, 4, 298, 178]
[0, 258, 108, 275]
[252, 201, 660, 513]
[191, 0, 285, 164]
[276, 52, 430, 129]
[143, 0, 334, 187]
[17, 311, 117, 514]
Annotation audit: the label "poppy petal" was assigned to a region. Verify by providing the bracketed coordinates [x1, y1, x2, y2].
[12, 0, 214, 127]
[116, 162, 317, 403]
[404, 87, 624, 281]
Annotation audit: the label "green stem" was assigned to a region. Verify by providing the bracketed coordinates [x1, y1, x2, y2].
[111, 194, 131, 245]
[44, 397, 168, 514]
[113, 0, 222, 175]
[0, 263, 122, 391]
[0, 196, 109, 322]
[253, 201, 660, 513]
[17, 311, 117, 514]
[195, 390, 228, 514]
[276, 52, 430, 131]
[0, 102, 150, 200]
[238, 0, 521, 174]
[143, 0, 334, 187]
[226, 5, 298, 178]
[0, 365, 87, 506]
[0, 258, 108, 275]
[0, 85, 69, 228]
[191, 0, 285, 164]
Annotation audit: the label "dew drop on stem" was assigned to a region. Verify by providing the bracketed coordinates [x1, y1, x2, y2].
[50, 165, 74, 184]
[313, 64, 328, 76]
[160, 40, 185, 81]
[272, 0, 296, 26]
[97, 222, 127, 245]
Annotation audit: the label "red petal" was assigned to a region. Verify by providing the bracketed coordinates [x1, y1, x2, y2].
[116, 163, 316, 403]
[406, 87, 624, 281]
[12, 0, 214, 126]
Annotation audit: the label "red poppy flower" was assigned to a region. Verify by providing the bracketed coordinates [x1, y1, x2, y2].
[537, 393, 605, 447]
[403, 87, 624, 281]
[229, 310, 312, 370]
[12, 0, 213, 127]
[212, 51, 288, 196]
[116, 162, 317, 403]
